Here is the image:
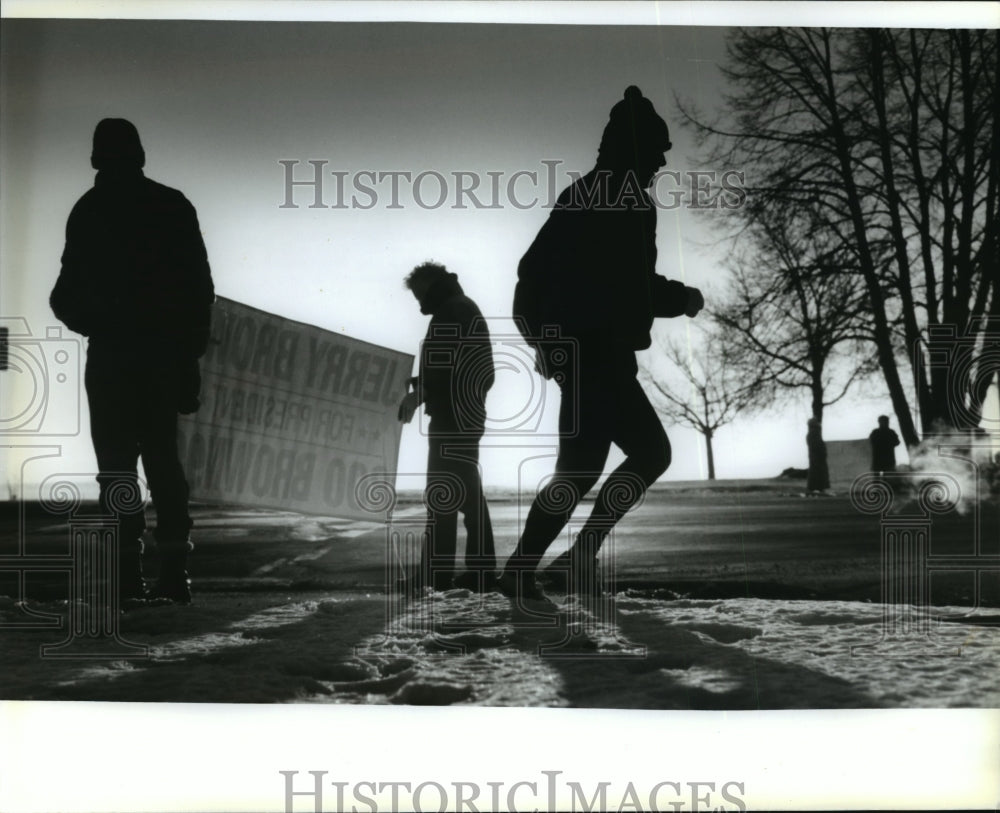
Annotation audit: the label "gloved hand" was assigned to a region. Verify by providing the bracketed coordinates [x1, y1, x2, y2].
[684, 286, 705, 318]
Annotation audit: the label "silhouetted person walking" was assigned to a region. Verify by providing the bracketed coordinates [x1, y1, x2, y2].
[398, 262, 497, 592]
[806, 417, 830, 494]
[499, 86, 704, 601]
[869, 415, 900, 473]
[50, 118, 214, 605]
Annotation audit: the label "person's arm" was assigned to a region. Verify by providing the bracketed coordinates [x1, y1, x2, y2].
[642, 206, 702, 319]
[514, 241, 553, 377]
[167, 194, 215, 414]
[50, 201, 113, 336]
[177, 195, 215, 358]
[452, 308, 494, 420]
[397, 376, 421, 423]
[408, 375, 422, 403]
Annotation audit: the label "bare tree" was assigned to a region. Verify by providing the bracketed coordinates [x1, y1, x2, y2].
[680, 27, 998, 447]
[860, 29, 999, 433]
[641, 328, 758, 480]
[713, 205, 880, 427]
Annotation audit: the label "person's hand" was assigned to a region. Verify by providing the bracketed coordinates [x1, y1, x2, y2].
[397, 391, 419, 423]
[684, 286, 704, 318]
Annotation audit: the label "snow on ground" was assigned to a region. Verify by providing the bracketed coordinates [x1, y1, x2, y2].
[2, 589, 997, 708]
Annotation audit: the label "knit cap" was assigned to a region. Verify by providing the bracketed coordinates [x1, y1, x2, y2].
[91, 118, 146, 170]
[598, 86, 672, 163]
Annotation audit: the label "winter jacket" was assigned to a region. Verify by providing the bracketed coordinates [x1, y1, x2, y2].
[869, 427, 901, 471]
[412, 274, 494, 427]
[513, 169, 689, 353]
[51, 170, 215, 358]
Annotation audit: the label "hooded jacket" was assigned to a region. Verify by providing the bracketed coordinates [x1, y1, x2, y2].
[413, 273, 494, 428]
[513, 169, 689, 355]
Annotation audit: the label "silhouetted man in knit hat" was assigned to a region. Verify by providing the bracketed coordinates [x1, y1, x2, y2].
[500, 86, 704, 602]
[51, 118, 215, 605]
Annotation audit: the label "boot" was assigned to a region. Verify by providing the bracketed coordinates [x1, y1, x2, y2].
[118, 540, 150, 608]
[452, 570, 499, 592]
[151, 540, 193, 604]
[566, 555, 603, 599]
[541, 549, 574, 591]
[497, 569, 549, 602]
[543, 547, 602, 597]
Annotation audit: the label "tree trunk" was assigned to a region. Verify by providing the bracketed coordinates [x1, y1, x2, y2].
[806, 425, 830, 492]
[869, 30, 936, 435]
[807, 387, 829, 492]
[818, 39, 921, 448]
[704, 429, 716, 481]
[811, 368, 825, 423]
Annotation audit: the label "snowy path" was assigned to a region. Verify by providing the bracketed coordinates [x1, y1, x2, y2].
[2, 591, 997, 707]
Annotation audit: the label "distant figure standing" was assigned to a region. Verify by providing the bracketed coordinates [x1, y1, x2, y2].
[398, 262, 497, 592]
[869, 415, 901, 473]
[50, 118, 214, 605]
[806, 417, 830, 493]
[500, 86, 704, 601]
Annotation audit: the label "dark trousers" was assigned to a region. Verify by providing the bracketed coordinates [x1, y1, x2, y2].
[85, 345, 192, 552]
[509, 347, 670, 571]
[420, 418, 495, 585]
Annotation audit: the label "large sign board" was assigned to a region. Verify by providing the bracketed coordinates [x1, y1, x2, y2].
[177, 297, 412, 520]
